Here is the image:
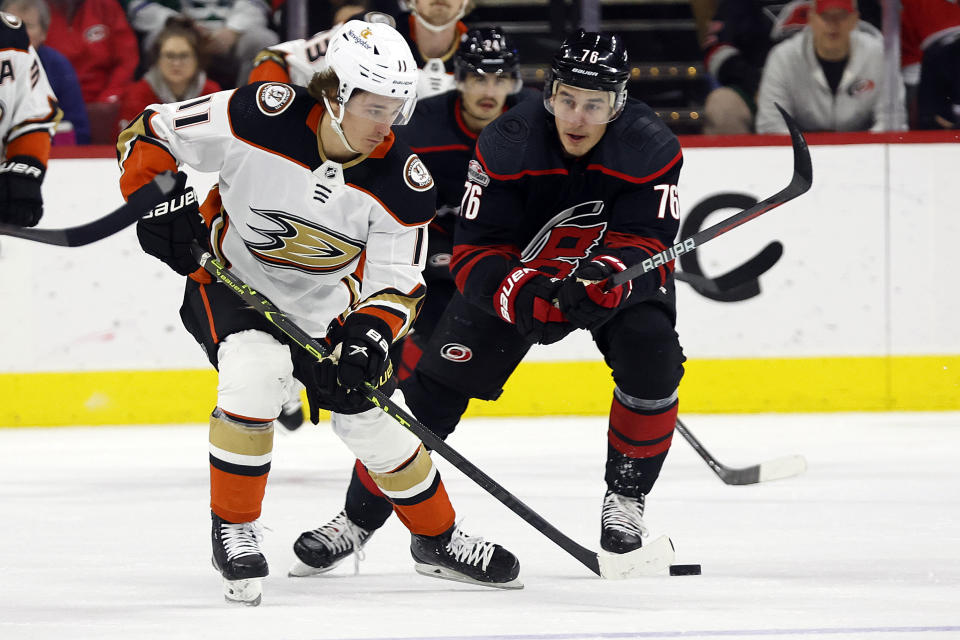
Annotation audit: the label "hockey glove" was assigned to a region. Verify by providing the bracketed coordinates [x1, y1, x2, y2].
[0, 156, 45, 227]
[135, 172, 207, 276]
[495, 266, 575, 345]
[557, 255, 633, 330]
[335, 313, 394, 390]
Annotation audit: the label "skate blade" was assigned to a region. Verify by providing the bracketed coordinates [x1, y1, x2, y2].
[414, 562, 524, 590]
[597, 535, 675, 579]
[223, 577, 263, 606]
[288, 558, 341, 577]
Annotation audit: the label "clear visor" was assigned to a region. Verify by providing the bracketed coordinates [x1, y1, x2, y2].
[456, 70, 522, 95]
[544, 82, 624, 125]
[343, 91, 417, 126]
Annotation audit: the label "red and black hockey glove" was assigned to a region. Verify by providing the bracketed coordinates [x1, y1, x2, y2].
[134, 172, 207, 276]
[495, 266, 575, 344]
[557, 255, 633, 330]
[0, 156, 45, 227]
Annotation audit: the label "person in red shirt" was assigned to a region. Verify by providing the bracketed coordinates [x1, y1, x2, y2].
[44, 0, 139, 105]
[120, 18, 220, 128]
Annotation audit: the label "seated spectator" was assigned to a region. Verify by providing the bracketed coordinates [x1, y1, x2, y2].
[2, 0, 90, 143]
[755, 0, 905, 133]
[45, 0, 139, 106]
[701, 0, 881, 135]
[122, 0, 279, 88]
[119, 18, 220, 128]
[900, 0, 960, 127]
[916, 33, 960, 129]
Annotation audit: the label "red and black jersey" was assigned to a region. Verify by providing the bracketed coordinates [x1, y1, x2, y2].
[450, 97, 683, 318]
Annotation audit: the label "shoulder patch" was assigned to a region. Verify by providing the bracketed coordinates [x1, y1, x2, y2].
[403, 155, 434, 192]
[0, 12, 29, 51]
[1, 12, 21, 29]
[256, 82, 295, 116]
[467, 159, 489, 186]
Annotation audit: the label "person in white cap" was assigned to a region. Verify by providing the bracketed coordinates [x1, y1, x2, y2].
[116, 19, 522, 606]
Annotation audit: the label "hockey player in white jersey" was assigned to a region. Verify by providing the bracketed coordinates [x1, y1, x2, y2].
[248, 0, 471, 99]
[117, 19, 521, 606]
[0, 11, 59, 227]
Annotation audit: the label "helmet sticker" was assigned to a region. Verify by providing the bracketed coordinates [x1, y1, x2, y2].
[256, 83, 295, 116]
[404, 155, 434, 192]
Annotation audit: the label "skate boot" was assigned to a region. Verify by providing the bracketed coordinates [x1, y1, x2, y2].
[600, 490, 649, 554]
[411, 523, 523, 589]
[289, 509, 374, 576]
[211, 512, 268, 606]
[277, 397, 305, 432]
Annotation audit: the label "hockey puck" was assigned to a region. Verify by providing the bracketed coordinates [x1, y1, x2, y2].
[669, 564, 702, 576]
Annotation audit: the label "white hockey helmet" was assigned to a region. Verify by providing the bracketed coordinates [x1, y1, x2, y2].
[324, 20, 419, 126]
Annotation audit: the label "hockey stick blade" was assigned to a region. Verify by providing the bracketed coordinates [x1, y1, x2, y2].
[0, 172, 179, 247]
[676, 418, 807, 486]
[190, 243, 672, 579]
[610, 104, 811, 288]
[597, 535, 675, 579]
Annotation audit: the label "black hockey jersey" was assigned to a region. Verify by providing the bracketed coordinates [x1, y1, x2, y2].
[450, 97, 683, 318]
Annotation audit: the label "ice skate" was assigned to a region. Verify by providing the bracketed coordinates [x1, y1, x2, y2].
[211, 512, 268, 606]
[600, 490, 648, 554]
[289, 510, 373, 576]
[411, 523, 523, 589]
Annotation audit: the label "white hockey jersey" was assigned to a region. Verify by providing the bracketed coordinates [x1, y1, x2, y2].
[0, 13, 60, 158]
[118, 82, 436, 339]
[248, 13, 464, 100]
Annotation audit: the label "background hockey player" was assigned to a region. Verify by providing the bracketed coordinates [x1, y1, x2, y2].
[117, 19, 521, 605]
[287, 27, 537, 575]
[0, 11, 60, 227]
[247, 0, 470, 100]
[292, 30, 686, 574]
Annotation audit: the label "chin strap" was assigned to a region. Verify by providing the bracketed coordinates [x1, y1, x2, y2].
[323, 95, 361, 155]
[411, 4, 466, 33]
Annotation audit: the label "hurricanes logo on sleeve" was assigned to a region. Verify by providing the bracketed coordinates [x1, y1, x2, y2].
[404, 155, 434, 192]
[243, 207, 364, 274]
[256, 83, 295, 116]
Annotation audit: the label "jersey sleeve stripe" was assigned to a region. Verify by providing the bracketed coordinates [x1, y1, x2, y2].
[586, 149, 683, 184]
[475, 145, 570, 181]
[409, 143, 472, 154]
[4, 130, 52, 164]
[117, 112, 178, 198]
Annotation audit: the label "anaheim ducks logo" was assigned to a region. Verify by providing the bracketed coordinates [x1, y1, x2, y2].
[256, 83, 295, 116]
[244, 207, 364, 274]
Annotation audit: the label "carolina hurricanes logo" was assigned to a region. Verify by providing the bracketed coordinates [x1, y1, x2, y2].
[441, 343, 473, 362]
[848, 79, 876, 97]
[243, 207, 364, 274]
[520, 201, 607, 278]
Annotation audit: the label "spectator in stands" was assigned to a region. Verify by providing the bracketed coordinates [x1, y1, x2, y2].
[701, 0, 881, 135]
[755, 0, 905, 133]
[2, 0, 90, 144]
[122, 0, 279, 88]
[900, 0, 960, 127]
[45, 0, 139, 106]
[119, 17, 220, 129]
[916, 33, 960, 129]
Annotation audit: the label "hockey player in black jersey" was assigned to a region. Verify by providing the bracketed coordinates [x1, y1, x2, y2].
[292, 30, 686, 574]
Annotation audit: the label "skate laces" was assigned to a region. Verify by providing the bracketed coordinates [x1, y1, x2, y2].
[602, 491, 649, 538]
[446, 524, 496, 572]
[307, 510, 370, 570]
[220, 520, 265, 561]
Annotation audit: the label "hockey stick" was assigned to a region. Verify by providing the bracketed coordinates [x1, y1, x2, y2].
[190, 243, 674, 580]
[676, 240, 784, 299]
[0, 172, 180, 247]
[609, 104, 812, 288]
[676, 418, 807, 485]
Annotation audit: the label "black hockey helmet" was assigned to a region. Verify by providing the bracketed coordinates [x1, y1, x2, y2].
[544, 30, 630, 123]
[454, 27, 522, 93]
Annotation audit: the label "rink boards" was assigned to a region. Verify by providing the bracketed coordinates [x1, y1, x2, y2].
[2, 132, 959, 426]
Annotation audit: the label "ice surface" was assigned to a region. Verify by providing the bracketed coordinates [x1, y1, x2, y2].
[1, 413, 958, 640]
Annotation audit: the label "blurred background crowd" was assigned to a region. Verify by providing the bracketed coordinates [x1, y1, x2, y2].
[6, 0, 958, 145]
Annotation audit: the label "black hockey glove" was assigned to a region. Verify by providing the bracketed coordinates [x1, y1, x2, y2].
[557, 255, 632, 330]
[495, 266, 575, 344]
[294, 351, 374, 421]
[335, 313, 394, 390]
[0, 155, 45, 227]
[134, 172, 207, 275]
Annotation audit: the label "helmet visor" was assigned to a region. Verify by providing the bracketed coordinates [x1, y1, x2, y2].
[544, 82, 623, 125]
[343, 91, 417, 126]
